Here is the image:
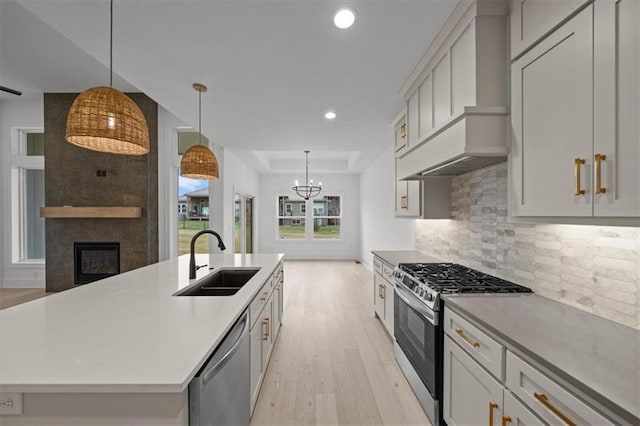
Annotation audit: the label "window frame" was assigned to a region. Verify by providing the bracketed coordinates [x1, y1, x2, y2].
[276, 194, 342, 241]
[10, 128, 46, 265]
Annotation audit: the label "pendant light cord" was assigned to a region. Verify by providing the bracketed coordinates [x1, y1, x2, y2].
[109, 0, 113, 87]
[198, 89, 202, 146]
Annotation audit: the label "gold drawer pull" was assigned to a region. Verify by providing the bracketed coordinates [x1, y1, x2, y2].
[380, 285, 385, 300]
[501, 415, 511, 426]
[262, 318, 270, 341]
[260, 292, 268, 301]
[534, 393, 576, 426]
[574, 158, 586, 196]
[455, 328, 480, 348]
[489, 402, 499, 426]
[400, 123, 406, 139]
[595, 153, 607, 194]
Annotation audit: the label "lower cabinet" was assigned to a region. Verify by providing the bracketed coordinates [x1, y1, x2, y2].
[372, 255, 394, 336]
[250, 263, 284, 415]
[443, 334, 508, 426]
[444, 307, 618, 426]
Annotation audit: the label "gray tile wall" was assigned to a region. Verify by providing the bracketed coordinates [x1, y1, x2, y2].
[44, 93, 159, 292]
[415, 161, 640, 329]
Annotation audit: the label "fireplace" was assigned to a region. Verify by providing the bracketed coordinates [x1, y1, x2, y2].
[74, 242, 120, 285]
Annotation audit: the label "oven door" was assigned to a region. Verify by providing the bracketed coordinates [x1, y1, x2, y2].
[394, 283, 438, 395]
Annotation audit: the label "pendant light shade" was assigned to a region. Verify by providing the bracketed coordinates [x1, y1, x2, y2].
[66, 86, 149, 155]
[180, 83, 219, 180]
[65, 0, 149, 155]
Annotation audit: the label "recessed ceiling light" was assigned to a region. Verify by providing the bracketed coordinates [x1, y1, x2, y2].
[325, 111, 337, 120]
[333, 8, 356, 29]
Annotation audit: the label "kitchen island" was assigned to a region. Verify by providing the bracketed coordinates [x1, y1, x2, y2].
[0, 253, 284, 425]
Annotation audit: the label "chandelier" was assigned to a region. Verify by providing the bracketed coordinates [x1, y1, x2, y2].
[292, 151, 322, 200]
[65, 0, 149, 155]
[180, 83, 219, 180]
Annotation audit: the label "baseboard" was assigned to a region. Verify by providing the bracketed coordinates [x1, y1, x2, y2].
[1, 279, 45, 289]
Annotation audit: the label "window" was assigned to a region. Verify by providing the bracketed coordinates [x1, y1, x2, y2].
[11, 130, 45, 262]
[278, 196, 305, 239]
[276, 195, 341, 240]
[313, 196, 341, 239]
[176, 131, 210, 255]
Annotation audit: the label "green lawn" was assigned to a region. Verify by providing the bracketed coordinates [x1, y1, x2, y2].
[278, 225, 340, 239]
[178, 220, 210, 255]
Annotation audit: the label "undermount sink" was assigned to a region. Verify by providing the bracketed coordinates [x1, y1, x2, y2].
[174, 267, 261, 297]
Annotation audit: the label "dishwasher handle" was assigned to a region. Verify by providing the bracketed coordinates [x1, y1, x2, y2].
[202, 311, 248, 385]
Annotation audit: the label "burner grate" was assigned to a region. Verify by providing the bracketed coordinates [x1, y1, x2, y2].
[399, 263, 532, 294]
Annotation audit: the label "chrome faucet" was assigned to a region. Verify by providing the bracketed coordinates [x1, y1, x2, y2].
[189, 229, 226, 279]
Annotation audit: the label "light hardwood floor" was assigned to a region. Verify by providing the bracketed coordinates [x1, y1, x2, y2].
[0, 288, 47, 310]
[251, 260, 430, 426]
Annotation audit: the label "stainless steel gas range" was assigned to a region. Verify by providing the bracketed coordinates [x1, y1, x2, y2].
[393, 263, 532, 426]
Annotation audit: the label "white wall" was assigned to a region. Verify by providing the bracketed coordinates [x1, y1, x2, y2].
[359, 146, 415, 269]
[258, 173, 360, 259]
[0, 96, 45, 288]
[222, 149, 260, 251]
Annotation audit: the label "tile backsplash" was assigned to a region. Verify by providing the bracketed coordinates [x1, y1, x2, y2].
[415, 162, 640, 329]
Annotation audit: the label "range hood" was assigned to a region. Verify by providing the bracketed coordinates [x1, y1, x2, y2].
[396, 107, 509, 180]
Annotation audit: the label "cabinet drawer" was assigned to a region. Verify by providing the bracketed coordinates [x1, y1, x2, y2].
[250, 276, 273, 328]
[444, 308, 505, 380]
[506, 351, 614, 425]
[373, 257, 383, 275]
[381, 263, 395, 284]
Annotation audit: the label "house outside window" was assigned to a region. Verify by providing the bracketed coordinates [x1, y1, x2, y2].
[278, 196, 305, 239]
[277, 195, 341, 240]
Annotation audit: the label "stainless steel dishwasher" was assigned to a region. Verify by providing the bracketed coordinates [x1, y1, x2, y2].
[189, 310, 250, 426]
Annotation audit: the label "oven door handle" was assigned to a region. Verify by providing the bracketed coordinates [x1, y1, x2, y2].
[395, 284, 437, 326]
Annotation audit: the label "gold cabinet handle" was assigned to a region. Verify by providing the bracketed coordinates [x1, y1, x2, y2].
[534, 393, 576, 426]
[400, 123, 406, 139]
[380, 285, 385, 300]
[595, 153, 607, 194]
[574, 158, 586, 195]
[489, 402, 499, 426]
[260, 292, 268, 301]
[455, 328, 480, 348]
[262, 318, 269, 341]
[501, 416, 511, 426]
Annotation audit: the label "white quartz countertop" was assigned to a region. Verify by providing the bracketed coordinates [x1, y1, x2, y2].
[0, 253, 284, 393]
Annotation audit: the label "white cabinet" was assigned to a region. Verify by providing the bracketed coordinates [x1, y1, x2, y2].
[407, 91, 419, 150]
[510, 0, 591, 60]
[394, 114, 423, 218]
[249, 264, 284, 414]
[443, 335, 506, 426]
[592, 0, 640, 216]
[511, 1, 640, 217]
[506, 351, 614, 425]
[372, 255, 394, 336]
[511, 5, 593, 216]
[444, 306, 619, 426]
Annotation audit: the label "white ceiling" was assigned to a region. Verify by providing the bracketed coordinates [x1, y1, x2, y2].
[1, 0, 456, 173]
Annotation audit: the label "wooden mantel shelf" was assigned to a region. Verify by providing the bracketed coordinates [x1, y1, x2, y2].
[40, 207, 142, 219]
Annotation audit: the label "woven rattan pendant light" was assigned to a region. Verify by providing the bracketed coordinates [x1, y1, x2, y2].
[180, 84, 219, 180]
[65, 0, 149, 155]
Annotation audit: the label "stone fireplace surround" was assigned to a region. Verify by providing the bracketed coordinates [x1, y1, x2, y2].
[44, 93, 159, 292]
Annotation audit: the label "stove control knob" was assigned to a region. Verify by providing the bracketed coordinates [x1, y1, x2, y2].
[424, 292, 433, 301]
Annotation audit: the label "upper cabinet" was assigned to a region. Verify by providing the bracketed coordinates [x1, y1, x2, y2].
[510, 0, 591, 60]
[396, 0, 510, 180]
[510, 0, 640, 217]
